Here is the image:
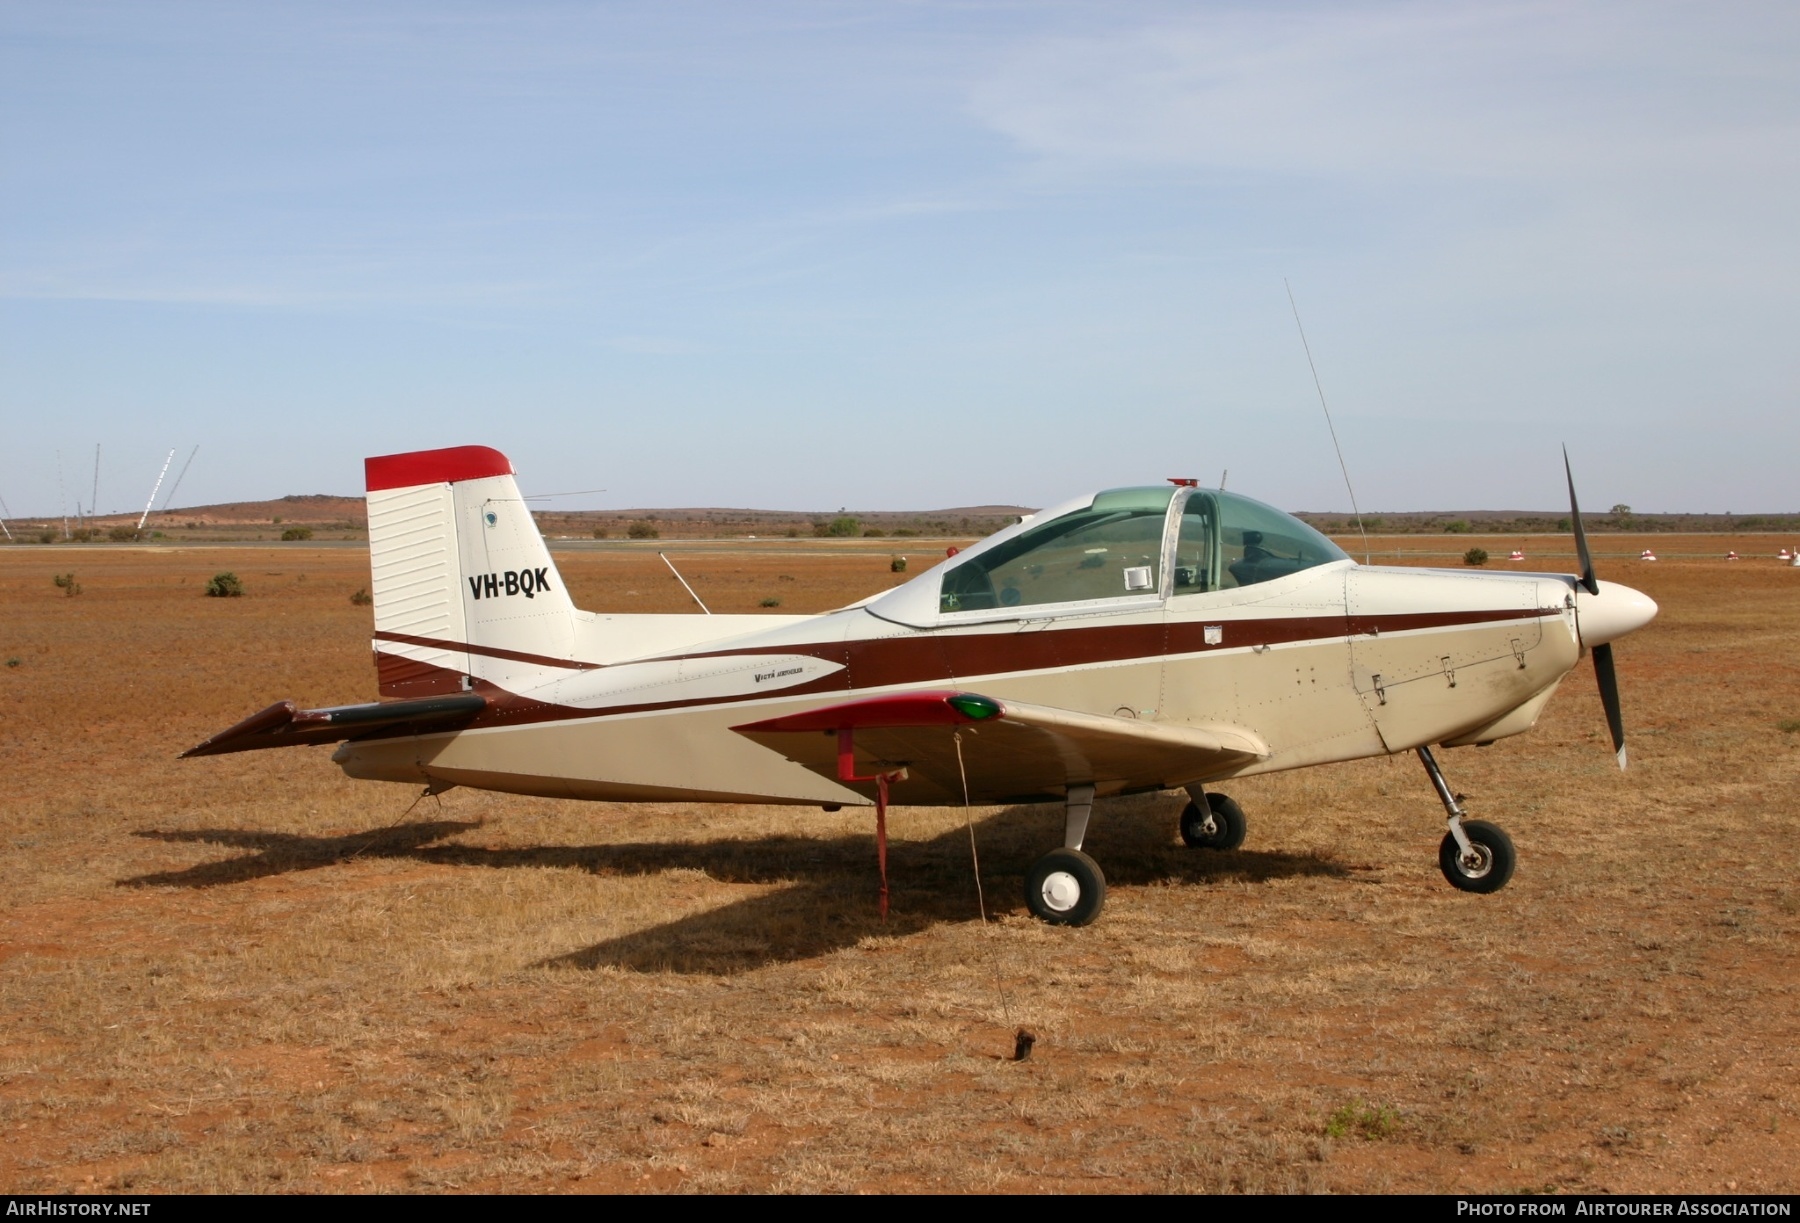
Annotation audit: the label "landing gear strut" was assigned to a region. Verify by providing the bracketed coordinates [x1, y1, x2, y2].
[1417, 745, 1516, 893]
[1024, 784, 1107, 926]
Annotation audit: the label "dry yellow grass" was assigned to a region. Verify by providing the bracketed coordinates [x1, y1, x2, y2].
[0, 538, 1796, 1193]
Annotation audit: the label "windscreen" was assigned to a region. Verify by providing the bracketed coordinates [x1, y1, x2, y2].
[1217, 492, 1348, 588]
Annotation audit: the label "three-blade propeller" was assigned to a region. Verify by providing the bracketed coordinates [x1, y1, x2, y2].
[1564, 447, 1630, 770]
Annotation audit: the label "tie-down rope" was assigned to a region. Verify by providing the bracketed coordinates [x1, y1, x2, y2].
[955, 730, 1014, 1030]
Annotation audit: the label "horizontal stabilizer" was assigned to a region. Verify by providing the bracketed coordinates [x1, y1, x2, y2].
[733, 691, 1268, 804]
[182, 694, 487, 758]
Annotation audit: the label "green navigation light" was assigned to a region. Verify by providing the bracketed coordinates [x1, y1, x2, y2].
[947, 693, 1002, 721]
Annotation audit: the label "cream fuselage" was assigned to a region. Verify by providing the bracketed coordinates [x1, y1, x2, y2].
[334, 560, 1582, 808]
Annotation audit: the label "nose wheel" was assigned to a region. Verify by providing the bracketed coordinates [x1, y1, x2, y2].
[1438, 819, 1516, 893]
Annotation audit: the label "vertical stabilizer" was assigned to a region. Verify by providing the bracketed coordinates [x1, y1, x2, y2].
[365, 446, 578, 697]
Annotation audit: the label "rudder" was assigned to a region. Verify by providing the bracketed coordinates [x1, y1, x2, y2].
[366, 445, 579, 697]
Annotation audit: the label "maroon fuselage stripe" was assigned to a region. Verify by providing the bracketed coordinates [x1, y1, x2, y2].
[374, 629, 600, 670]
[355, 606, 1561, 743]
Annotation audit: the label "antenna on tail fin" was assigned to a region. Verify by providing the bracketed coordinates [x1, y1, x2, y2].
[660, 552, 711, 614]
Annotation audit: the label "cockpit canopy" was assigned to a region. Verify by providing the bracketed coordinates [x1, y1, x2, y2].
[866, 485, 1350, 627]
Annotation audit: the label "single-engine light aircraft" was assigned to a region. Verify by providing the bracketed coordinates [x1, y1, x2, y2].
[187, 445, 1657, 926]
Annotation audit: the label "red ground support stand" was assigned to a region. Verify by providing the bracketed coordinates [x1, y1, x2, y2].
[836, 727, 906, 920]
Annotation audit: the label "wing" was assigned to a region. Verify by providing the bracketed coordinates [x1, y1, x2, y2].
[182, 694, 487, 758]
[732, 691, 1268, 804]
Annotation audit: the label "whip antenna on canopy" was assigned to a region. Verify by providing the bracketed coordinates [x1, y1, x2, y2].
[1285, 279, 1370, 564]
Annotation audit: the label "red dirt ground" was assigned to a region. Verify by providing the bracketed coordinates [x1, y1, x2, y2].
[0, 538, 1796, 1193]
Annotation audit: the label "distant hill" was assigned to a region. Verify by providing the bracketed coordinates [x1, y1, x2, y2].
[157, 493, 366, 526]
[1290, 509, 1800, 536]
[1, 495, 1033, 542]
[532, 504, 1034, 540]
[8, 494, 1796, 543]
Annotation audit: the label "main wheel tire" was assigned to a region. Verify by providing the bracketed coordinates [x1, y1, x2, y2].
[1024, 848, 1107, 926]
[1180, 792, 1247, 850]
[1438, 820, 1516, 893]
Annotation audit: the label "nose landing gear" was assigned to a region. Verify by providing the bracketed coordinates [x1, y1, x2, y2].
[1418, 745, 1516, 893]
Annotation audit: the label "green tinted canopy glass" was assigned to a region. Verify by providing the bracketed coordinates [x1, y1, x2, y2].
[940, 487, 1174, 613]
[1173, 490, 1349, 593]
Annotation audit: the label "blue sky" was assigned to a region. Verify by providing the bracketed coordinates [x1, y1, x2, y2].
[3, 1, 1796, 516]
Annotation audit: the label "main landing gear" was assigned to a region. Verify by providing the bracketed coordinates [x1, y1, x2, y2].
[1024, 784, 1107, 926]
[1179, 785, 1247, 850]
[1417, 744, 1516, 893]
[1021, 782, 1254, 926]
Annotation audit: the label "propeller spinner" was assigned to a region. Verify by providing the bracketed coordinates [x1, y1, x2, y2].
[1563, 448, 1658, 769]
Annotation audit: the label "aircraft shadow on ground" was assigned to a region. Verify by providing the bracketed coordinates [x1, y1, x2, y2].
[124, 821, 485, 889]
[123, 802, 1349, 974]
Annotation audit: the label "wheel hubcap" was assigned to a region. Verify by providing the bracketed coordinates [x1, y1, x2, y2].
[1459, 845, 1493, 878]
[1039, 870, 1081, 912]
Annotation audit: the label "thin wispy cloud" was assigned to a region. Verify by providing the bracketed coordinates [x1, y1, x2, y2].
[1, 2, 1795, 514]
[970, 3, 1800, 182]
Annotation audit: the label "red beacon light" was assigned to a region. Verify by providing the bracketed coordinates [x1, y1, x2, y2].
[1167, 478, 1198, 487]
